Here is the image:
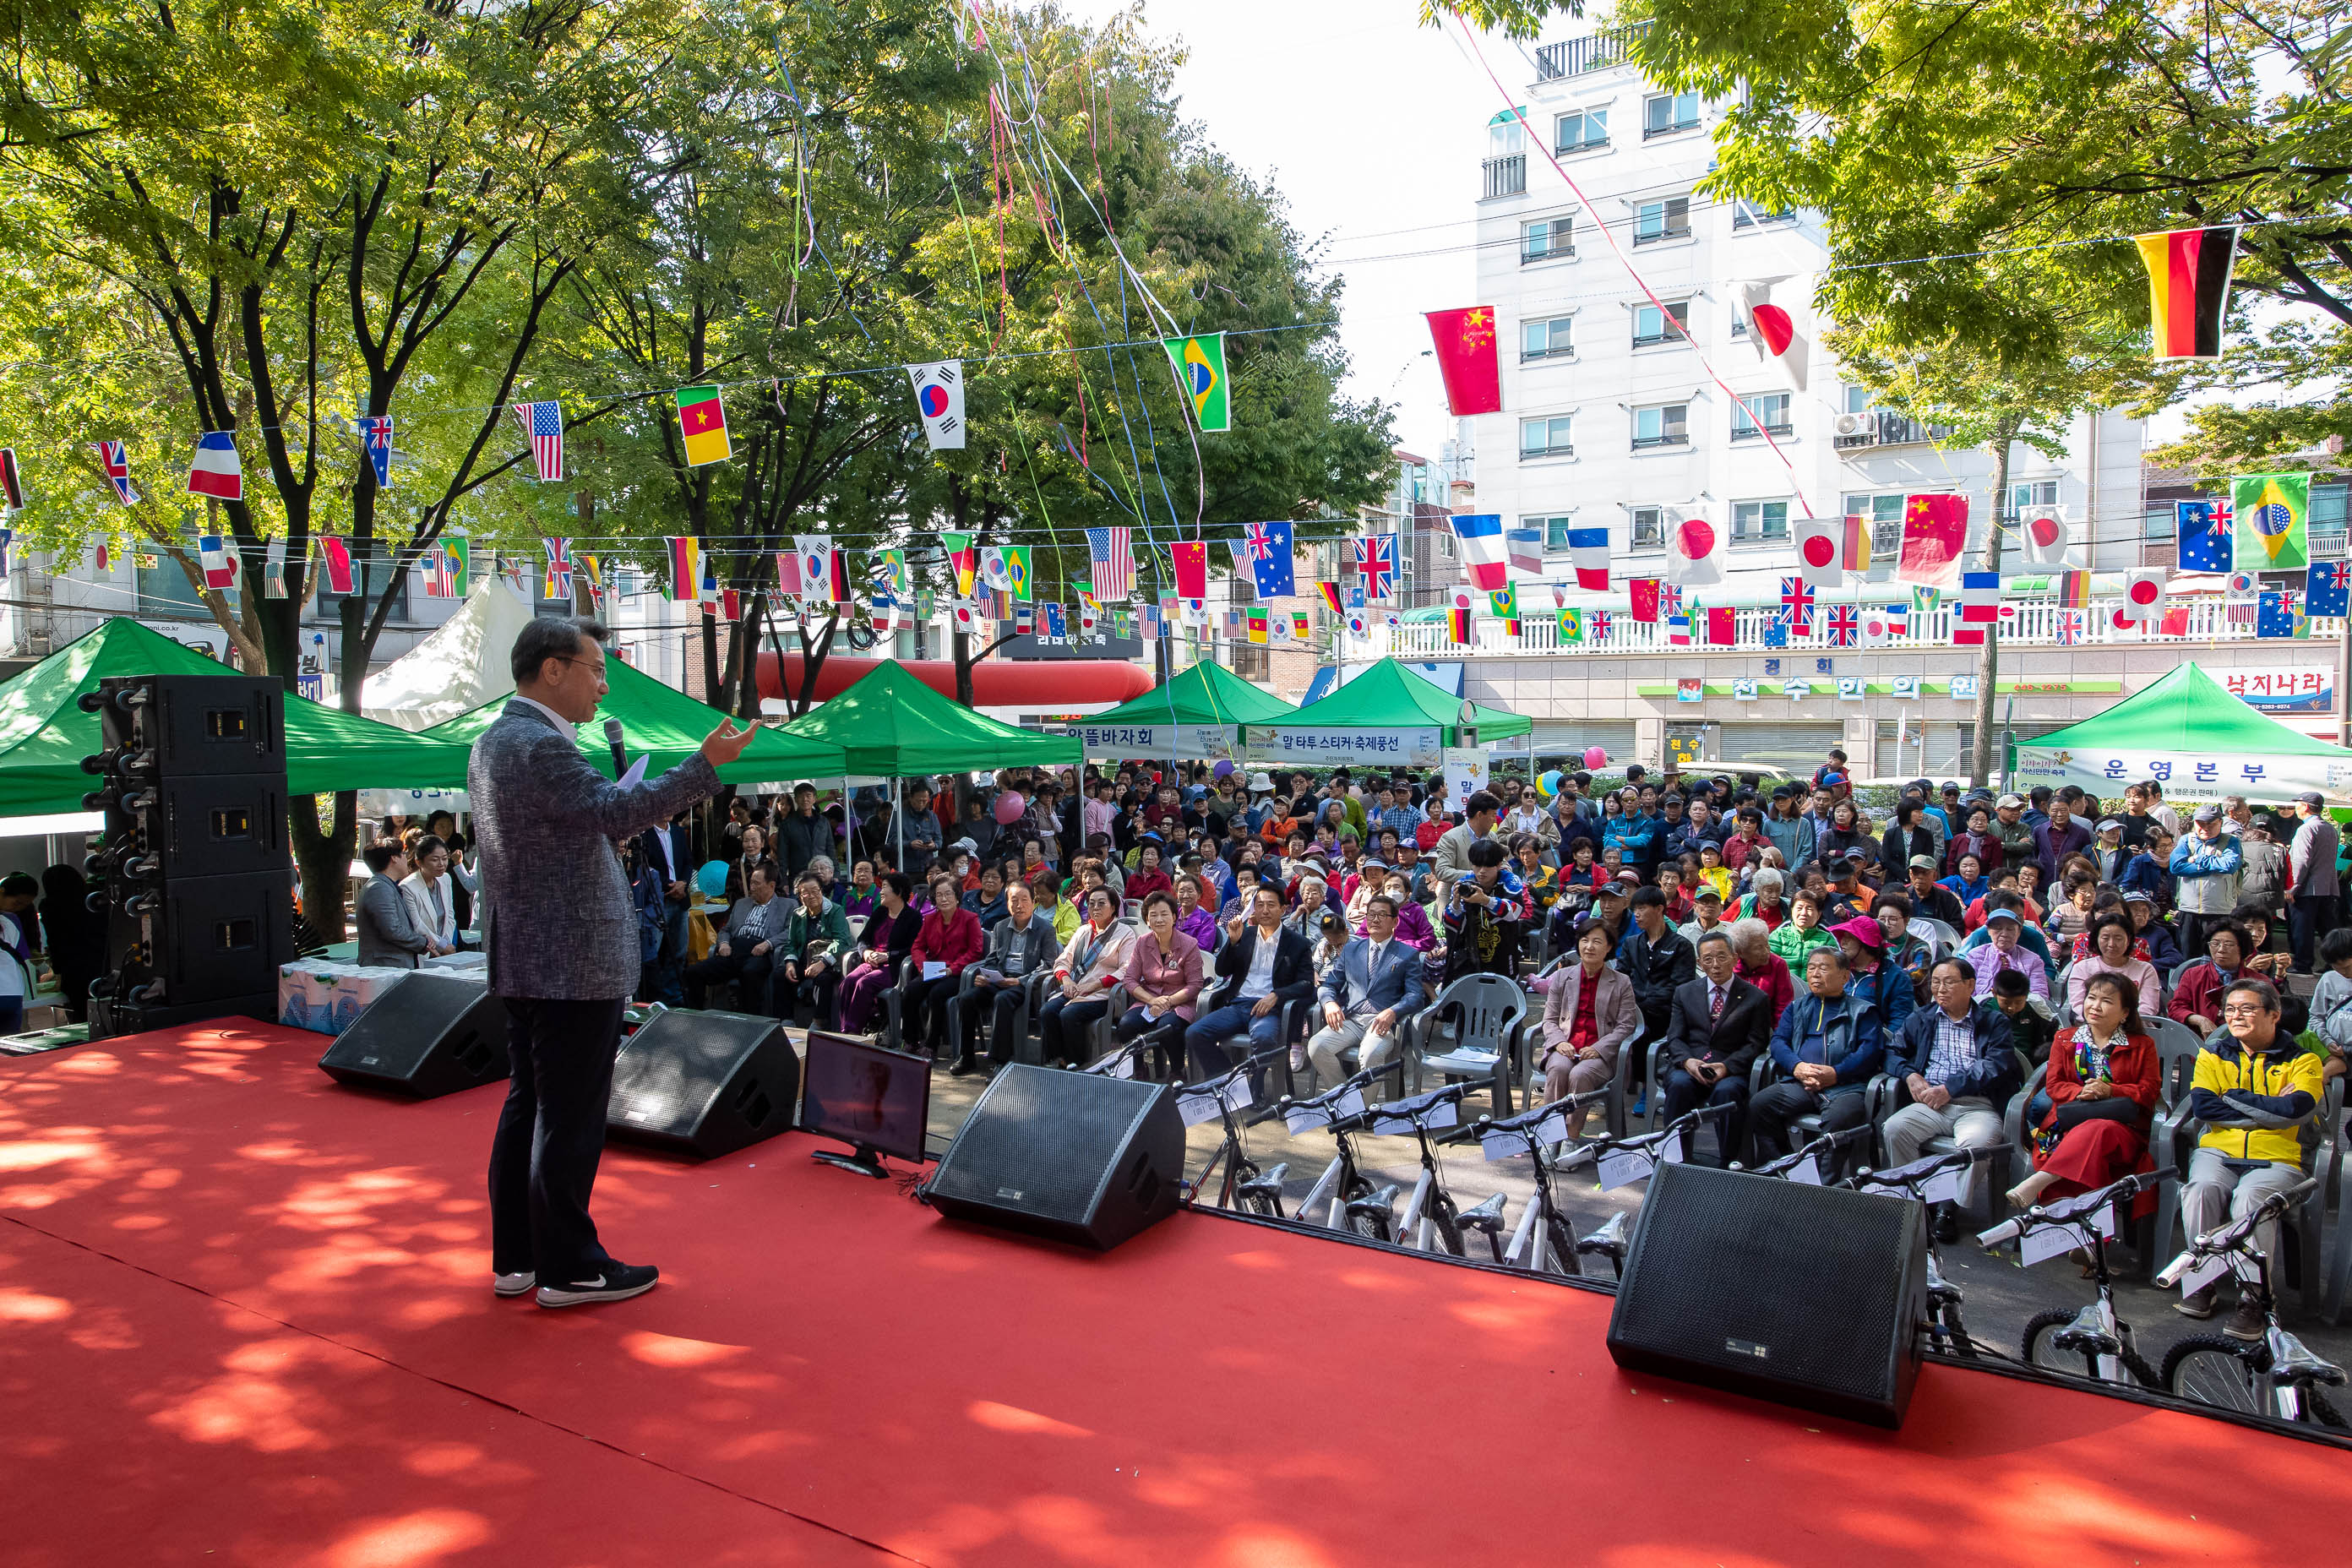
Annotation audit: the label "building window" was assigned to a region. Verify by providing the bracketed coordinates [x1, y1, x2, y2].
[1642, 90, 1701, 138]
[1733, 499, 1791, 542]
[1554, 107, 1609, 153]
[1632, 403, 1689, 449]
[1488, 117, 1525, 156]
[1532, 514, 1577, 552]
[1731, 391, 1793, 440]
[2010, 479, 2060, 511]
[2143, 504, 2177, 542]
[1633, 194, 1691, 245]
[1522, 215, 1574, 263]
[2312, 482, 2348, 557]
[1519, 416, 1574, 460]
[1843, 385, 1879, 414]
[1630, 506, 1667, 547]
[1521, 315, 1574, 359]
[1732, 200, 1795, 227]
[1631, 299, 1690, 347]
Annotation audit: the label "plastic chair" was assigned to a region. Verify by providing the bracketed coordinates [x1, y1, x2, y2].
[2154, 1081, 2337, 1320]
[955, 965, 1041, 1067]
[2322, 1081, 2352, 1325]
[1748, 1054, 1892, 1173]
[1918, 917, 1962, 954]
[1406, 972, 1527, 1115]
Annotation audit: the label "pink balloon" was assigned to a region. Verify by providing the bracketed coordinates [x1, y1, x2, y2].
[993, 790, 1026, 825]
[1583, 746, 1609, 769]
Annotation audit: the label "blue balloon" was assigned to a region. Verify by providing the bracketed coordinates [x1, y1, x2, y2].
[1538, 769, 1564, 801]
[696, 859, 731, 898]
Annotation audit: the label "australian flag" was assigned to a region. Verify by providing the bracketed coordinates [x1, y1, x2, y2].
[1762, 612, 1789, 649]
[1244, 519, 1295, 597]
[2176, 498, 2232, 574]
[2306, 561, 2349, 618]
[357, 415, 395, 488]
[2257, 590, 2304, 639]
[1043, 602, 1067, 645]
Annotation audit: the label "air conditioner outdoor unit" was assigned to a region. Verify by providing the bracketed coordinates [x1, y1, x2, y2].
[1833, 412, 1876, 438]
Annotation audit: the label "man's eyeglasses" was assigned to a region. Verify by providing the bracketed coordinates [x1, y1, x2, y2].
[2220, 1003, 2270, 1020]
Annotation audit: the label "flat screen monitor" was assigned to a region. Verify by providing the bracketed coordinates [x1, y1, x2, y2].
[801, 1029, 931, 1173]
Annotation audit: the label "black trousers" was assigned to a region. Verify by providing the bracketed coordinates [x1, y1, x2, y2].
[2290, 895, 2339, 974]
[682, 947, 773, 1012]
[1660, 1065, 1750, 1166]
[901, 972, 960, 1054]
[1115, 1004, 1190, 1080]
[488, 995, 629, 1285]
[781, 963, 838, 1026]
[1746, 1081, 1873, 1173]
[954, 978, 1029, 1064]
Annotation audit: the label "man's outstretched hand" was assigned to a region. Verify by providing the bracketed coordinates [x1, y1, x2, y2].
[700, 718, 756, 767]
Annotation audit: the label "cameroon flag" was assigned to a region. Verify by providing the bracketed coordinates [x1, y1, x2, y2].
[2233, 472, 2311, 571]
[674, 385, 732, 467]
[1162, 333, 1229, 433]
[2135, 226, 2238, 361]
[1245, 607, 1267, 645]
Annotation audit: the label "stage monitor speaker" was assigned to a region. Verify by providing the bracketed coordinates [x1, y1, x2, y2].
[923, 1064, 1183, 1251]
[318, 972, 511, 1100]
[1604, 1162, 1927, 1429]
[606, 1008, 798, 1159]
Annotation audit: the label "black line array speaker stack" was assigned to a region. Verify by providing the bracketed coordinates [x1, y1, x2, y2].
[79, 673, 292, 1038]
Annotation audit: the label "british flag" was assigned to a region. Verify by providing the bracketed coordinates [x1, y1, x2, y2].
[541, 536, 573, 599]
[511, 400, 564, 482]
[1825, 605, 1859, 646]
[1587, 609, 1609, 643]
[1245, 520, 1277, 562]
[1353, 534, 1396, 600]
[2056, 609, 2086, 645]
[93, 439, 139, 505]
[1086, 526, 1134, 599]
[1658, 582, 1684, 616]
[1779, 574, 1815, 634]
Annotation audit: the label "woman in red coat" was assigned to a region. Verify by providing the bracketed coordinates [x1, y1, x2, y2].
[2007, 971, 2160, 1211]
[901, 869, 983, 1058]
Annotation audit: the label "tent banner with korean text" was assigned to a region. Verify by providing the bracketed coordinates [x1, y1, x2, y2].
[1071, 721, 1239, 760]
[1242, 724, 1442, 768]
[2008, 662, 2352, 803]
[2011, 744, 2352, 804]
[2216, 665, 2334, 715]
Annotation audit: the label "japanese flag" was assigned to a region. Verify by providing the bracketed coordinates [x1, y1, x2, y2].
[1667, 506, 1724, 588]
[2017, 505, 2072, 567]
[1792, 515, 1844, 590]
[2117, 568, 2167, 623]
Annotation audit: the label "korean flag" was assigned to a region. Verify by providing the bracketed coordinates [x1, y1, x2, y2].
[907, 361, 966, 450]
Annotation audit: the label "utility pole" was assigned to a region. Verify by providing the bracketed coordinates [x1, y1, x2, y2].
[1968, 415, 2022, 788]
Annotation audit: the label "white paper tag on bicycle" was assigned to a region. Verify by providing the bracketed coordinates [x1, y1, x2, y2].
[1176, 1088, 1226, 1127]
[1596, 1147, 1656, 1191]
[2018, 1220, 2092, 1267]
[1222, 1076, 1253, 1114]
[1659, 1137, 1685, 1165]
[1372, 1102, 1458, 1137]
[1284, 1103, 1331, 1135]
[1336, 1088, 1366, 1121]
[1788, 1151, 1827, 1186]
[1919, 1166, 1968, 1206]
[2175, 1250, 2232, 1298]
[1107, 1051, 1136, 1081]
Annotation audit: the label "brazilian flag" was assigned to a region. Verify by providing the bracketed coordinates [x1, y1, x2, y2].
[1162, 333, 1230, 433]
[1489, 583, 1516, 619]
[2233, 472, 2311, 572]
[1557, 607, 1581, 643]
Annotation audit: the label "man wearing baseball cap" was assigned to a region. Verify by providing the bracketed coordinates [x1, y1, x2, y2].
[2170, 803, 2246, 961]
[1991, 793, 2037, 875]
[2287, 792, 2341, 972]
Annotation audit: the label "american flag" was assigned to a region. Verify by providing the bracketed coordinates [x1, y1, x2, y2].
[1086, 526, 1133, 599]
[510, 400, 564, 482]
[1353, 534, 1396, 600]
[1826, 605, 1859, 646]
[427, 545, 460, 596]
[1779, 574, 1814, 634]
[1658, 582, 1684, 616]
[2056, 609, 2086, 645]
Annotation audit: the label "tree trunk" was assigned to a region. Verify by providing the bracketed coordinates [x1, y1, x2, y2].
[1967, 416, 2021, 788]
[292, 797, 357, 945]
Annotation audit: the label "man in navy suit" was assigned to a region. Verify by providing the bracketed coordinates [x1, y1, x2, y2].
[1306, 896, 1427, 1091]
[1184, 883, 1315, 1086]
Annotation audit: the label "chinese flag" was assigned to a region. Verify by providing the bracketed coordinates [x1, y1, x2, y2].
[1171, 540, 1207, 600]
[1424, 306, 1503, 416]
[1706, 605, 1736, 645]
[1629, 577, 1662, 623]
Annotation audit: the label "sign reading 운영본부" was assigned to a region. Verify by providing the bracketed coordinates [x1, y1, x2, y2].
[2011, 745, 2352, 804]
[1243, 725, 1443, 767]
[1073, 721, 1238, 760]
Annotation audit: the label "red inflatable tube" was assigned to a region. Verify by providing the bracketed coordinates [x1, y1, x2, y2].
[759, 654, 1155, 708]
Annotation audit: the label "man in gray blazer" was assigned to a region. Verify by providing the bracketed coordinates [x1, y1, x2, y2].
[471, 618, 752, 1309]
[355, 838, 433, 968]
[1305, 895, 1427, 1092]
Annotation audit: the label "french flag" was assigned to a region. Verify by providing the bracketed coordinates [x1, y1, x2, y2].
[188, 430, 242, 500]
[1448, 512, 1508, 591]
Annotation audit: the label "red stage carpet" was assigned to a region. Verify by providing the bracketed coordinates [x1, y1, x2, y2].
[2, 1023, 2340, 1567]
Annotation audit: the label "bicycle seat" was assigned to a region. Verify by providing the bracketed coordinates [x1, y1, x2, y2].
[1458, 1192, 1508, 1233]
[1576, 1211, 1631, 1256]
[2050, 1325, 2121, 1359]
[1345, 1184, 1401, 1220]
[2268, 1330, 2349, 1386]
[1237, 1162, 1288, 1200]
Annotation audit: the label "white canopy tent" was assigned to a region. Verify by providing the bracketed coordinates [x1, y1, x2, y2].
[361, 579, 538, 730]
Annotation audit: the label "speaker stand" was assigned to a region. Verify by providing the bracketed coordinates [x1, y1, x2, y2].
[811, 1143, 890, 1179]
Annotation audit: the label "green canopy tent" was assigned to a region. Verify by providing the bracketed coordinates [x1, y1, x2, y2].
[1072, 661, 1300, 760]
[0, 618, 479, 818]
[1250, 656, 1530, 770]
[779, 659, 1081, 775]
[424, 653, 846, 785]
[2012, 663, 2352, 803]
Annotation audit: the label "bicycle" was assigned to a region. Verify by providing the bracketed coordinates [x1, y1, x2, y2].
[1440, 1088, 1611, 1274]
[2155, 1178, 2348, 1428]
[1337, 1081, 1482, 1254]
[1976, 1169, 2171, 1388]
[1169, 1047, 1291, 1216]
[1847, 1146, 1996, 1359]
[1277, 1066, 1391, 1236]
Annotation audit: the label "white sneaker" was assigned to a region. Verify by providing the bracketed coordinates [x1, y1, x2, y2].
[536, 1260, 659, 1308]
[493, 1271, 536, 1297]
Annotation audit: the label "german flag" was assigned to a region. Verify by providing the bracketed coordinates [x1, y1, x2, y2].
[2135, 226, 2237, 360]
[1315, 580, 1343, 616]
[1446, 605, 1473, 645]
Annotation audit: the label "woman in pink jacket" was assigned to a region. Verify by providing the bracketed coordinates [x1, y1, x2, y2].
[1113, 891, 1205, 1078]
[1539, 917, 1639, 1135]
[1042, 885, 1135, 1066]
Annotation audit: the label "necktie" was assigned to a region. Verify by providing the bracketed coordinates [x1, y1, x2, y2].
[1710, 984, 1725, 1021]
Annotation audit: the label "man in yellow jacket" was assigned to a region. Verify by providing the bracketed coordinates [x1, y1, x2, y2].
[2177, 974, 2325, 1337]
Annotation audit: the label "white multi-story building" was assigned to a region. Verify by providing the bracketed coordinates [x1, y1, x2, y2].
[1369, 20, 2347, 776]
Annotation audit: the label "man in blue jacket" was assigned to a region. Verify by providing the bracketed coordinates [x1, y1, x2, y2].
[1748, 945, 1884, 1173]
[1882, 958, 2023, 1240]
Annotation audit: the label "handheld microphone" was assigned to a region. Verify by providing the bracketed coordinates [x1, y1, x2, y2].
[604, 717, 629, 777]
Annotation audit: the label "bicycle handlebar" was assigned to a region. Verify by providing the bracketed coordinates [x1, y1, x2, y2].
[2167, 1176, 2322, 1262]
[1744, 1122, 1871, 1179]
[1977, 1168, 2178, 1251]
[1847, 1144, 1990, 1195]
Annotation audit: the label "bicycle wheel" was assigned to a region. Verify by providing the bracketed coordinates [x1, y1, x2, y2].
[2309, 1388, 2347, 1429]
[1426, 1195, 1464, 1257]
[1346, 1206, 1391, 1243]
[2163, 1336, 2264, 1414]
[1544, 1215, 1581, 1277]
[2022, 1309, 2101, 1379]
